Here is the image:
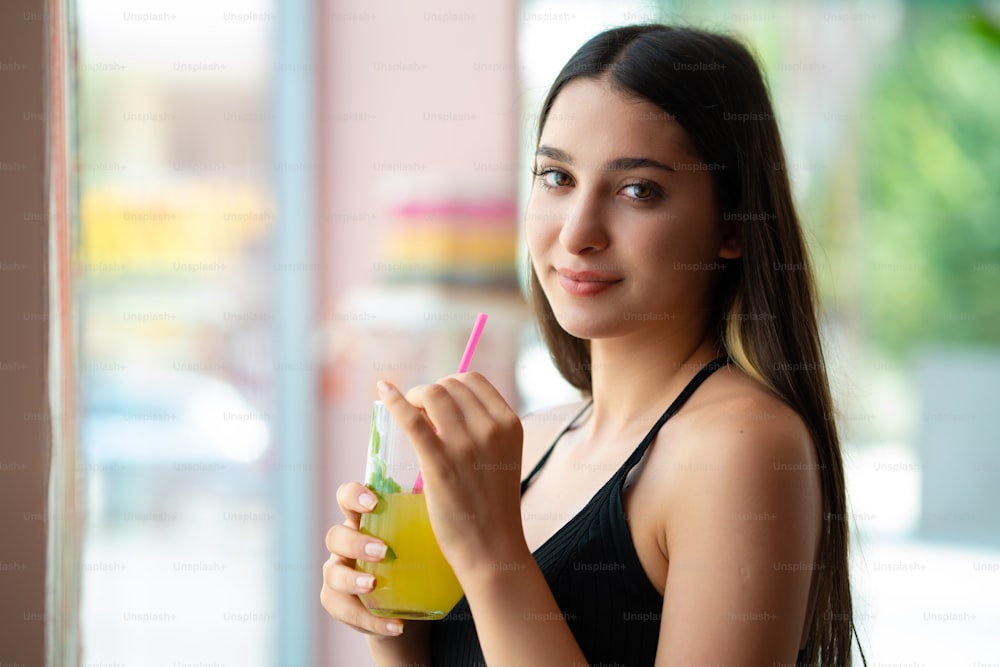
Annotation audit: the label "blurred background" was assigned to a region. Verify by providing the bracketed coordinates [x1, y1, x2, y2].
[50, 0, 1000, 664]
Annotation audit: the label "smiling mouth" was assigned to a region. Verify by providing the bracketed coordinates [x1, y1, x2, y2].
[556, 269, 623, 296]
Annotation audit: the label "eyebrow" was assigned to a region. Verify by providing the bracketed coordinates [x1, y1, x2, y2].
[535, 144, 676, 173]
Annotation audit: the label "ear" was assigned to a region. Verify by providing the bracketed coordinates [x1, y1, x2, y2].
[717, 216, 743, 260]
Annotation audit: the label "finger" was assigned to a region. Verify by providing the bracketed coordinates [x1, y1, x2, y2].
[335, 481, 379, 527]
[429, 375, 495, 435]
[325, 523, 389, 563]
[434, 373, 522, 448]
[322, 553, 378, 595]
[408, 380, 485, 440]
[319, 579, 405, 637]
[377, 380, 447, 451]
[450, 372, 518, 421]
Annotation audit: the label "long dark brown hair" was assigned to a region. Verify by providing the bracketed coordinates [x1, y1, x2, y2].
[528, 24, 863, 665]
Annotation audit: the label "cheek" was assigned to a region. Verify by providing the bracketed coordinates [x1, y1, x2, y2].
[644, 201, 721, 262]
[625, 221, 715, 280]
[632, 222, 689, 263]
[523, 192, 557, 259]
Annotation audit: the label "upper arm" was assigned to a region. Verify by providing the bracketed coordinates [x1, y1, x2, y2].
[655, 406, 822, 667]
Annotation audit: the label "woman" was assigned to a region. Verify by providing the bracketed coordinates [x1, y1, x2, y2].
[322, 24, 863, 666]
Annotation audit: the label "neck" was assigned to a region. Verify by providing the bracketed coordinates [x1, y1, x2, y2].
[585, 321, 721, 438]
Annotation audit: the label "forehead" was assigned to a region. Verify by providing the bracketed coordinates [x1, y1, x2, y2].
[540, 77, 697, 162]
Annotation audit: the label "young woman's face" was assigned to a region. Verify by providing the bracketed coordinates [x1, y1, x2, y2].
[525, 77, 740, 343]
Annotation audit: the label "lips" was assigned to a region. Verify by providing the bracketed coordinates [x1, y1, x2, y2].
[556, 267, 623, 296]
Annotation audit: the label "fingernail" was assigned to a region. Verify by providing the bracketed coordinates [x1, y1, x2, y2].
[355, 574, 375, 590]
[376, 380, 392, 396]
[385, 621, 403, 635]
[359, 492, 377, 510]
[364, 542, 387, 559]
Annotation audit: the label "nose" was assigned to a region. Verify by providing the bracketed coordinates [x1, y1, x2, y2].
[558, 187, 609, 255]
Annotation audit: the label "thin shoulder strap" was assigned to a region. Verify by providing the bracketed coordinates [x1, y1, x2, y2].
[521, 356, 730, 492]
[618, 355, 730, 472]
[520, 400, 593, 492]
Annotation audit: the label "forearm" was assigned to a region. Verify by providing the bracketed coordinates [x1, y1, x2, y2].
[366, 622, 431, 667]
[460, 550, 589, 667]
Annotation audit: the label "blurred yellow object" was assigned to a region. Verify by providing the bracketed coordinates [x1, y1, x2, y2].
[384, 228, 516, 267]
[80, 181, 272, 271]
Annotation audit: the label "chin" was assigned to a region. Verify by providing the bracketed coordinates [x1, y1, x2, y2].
[547, 307, 623, 341]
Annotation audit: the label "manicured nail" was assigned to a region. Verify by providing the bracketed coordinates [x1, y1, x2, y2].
[359, 492, 377, 510]
[355, 574, 375, 590]
[376, 380, 393, 396]
[364, 542, 387, 559]
[385, 621, 403, 635]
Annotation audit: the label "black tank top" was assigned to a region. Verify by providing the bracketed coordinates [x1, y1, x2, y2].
[429, 357, 729, 666]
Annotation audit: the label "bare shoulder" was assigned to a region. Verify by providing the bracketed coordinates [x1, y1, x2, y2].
[651, 365, 826, 663]
[651, 363, 823, 540]
[519, 400, 590, 476]
[665, 364, 818, 476]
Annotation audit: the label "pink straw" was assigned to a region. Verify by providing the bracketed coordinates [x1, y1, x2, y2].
[457, 313, 488, 373]
[413, 312, 488, 493]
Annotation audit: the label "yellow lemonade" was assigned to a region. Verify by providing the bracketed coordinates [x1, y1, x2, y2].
[357, 491, 463, 620]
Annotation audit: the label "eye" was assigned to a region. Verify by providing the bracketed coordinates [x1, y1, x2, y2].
[532, 167, 573, 190]
[621, 181, 662, 201]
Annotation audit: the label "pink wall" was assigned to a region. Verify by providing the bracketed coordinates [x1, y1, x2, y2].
[322, 2, 520, 290]
[317, 2, 522, 664]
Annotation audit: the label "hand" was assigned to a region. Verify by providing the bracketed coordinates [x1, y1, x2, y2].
[377, 372, 528, 576]
[320, 481, 405, 637]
